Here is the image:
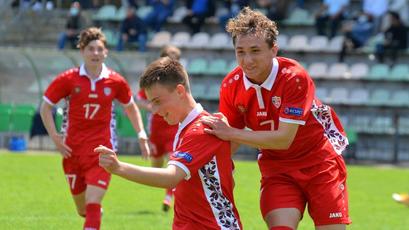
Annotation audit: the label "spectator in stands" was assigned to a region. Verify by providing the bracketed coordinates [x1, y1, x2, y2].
[339, 12, 374, 62]
[375, 11, 408, 63]
[57, 1, 85, 50]
[218, 0, 249, 32]
[116, 7, 148, 52]
[202, 7, 351, 230]
[388, 0, 409, 28]
[121, 0, 138, 9]
[363, 0, 388, 33]
[255, 0, 290, 24]
[315, 0, 350, 38]
[144, 0, 175, 32]
[182, 0, 214, 34]
[296, 0, 305, 9]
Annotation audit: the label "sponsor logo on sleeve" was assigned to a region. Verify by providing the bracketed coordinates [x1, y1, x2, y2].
[173, 151, 193, 163]
[284, 107, 303, 116]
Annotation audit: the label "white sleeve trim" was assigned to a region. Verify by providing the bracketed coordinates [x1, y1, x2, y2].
[43, 96, 56, 106]
[168, 160, 191, 180]
[122, 96, 134, 107]
[279, 117, 306, 125]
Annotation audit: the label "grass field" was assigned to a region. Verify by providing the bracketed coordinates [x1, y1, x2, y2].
[1, 150, 409, 229]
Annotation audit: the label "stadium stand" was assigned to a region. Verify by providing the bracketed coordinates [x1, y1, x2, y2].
[1, 0, 409, 162]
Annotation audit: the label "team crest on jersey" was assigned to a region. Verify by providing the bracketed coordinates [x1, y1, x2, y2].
[173, 151, 193, 163]
[74, 86, 81, 94]
[104, 87, 111, 96]
[237, 104, 247, 114]
[271, 96, 281, 108]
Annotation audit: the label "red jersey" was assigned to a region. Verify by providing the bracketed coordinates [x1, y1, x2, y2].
[43, 64, 133, 153]
[136, 90, 178, 144]
[168, 104, 242, 230]
[219, 57, 348, 176]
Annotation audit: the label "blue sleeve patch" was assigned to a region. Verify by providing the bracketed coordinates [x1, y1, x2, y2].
[284, 107, 303, 116]
[172, 151, 193, 163]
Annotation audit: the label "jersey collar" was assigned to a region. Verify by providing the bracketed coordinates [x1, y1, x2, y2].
[243, 58, 279, 91]
[79, 63, 110, 80]
[179, 103, 204, 131]
[173, 103, 204, 151]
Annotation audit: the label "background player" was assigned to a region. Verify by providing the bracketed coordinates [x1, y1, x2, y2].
[40, 27, 150, 230]
[135, 45, 181, 211]
[202, 7, 351, 230]
[96, 57, 242, 229]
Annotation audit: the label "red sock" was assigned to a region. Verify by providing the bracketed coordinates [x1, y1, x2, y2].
[83, 203, 101, 230]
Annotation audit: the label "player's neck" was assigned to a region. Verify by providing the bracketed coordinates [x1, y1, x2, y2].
[85, 65, 102, 79]
[179, 97, 197, 123]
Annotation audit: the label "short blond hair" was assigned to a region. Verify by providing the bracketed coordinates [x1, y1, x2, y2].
[77, 27, 107, 49]
[226, 7, 279, 48]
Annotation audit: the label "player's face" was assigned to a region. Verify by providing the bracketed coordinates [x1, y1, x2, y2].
[145, 83, 184, 125]
[80, 40, 108, 68]
[234, 34, 278, 84]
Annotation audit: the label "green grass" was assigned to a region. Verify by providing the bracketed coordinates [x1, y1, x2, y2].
[1, 150, 409, 229]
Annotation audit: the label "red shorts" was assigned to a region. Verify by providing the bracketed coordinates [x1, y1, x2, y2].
[260, 156, 351, 226]
[150, 127, 176, 159]
[62, 152, 111, 195]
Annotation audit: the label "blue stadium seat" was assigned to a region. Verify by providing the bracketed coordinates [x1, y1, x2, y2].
[148, 31, 172, 48]
[93, 5, 117, 21]
[308, 62, 328, 79]
[349, 88, 369, 105]
[282, 8, 314, 26]
[208, 59, 228, 75]
[367, 64, 390, 80]
[187, 32, 210, 49]
[171, 32, 191, 48]
[369, 89, 391, 106]
[390, 64, 409, 81]
[187, 58, 208, 75]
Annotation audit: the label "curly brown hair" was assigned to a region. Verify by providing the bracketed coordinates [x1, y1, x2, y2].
[77, 27, 107, 49]
[139, 57, 190, 93]
[226, 7, 279, 48]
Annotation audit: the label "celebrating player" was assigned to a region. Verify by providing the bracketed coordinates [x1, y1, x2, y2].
[96, 57, 242, 229]
[135, 45, 181, 211]
[40, 27, 150, 230]
[202, 7, 351, 230]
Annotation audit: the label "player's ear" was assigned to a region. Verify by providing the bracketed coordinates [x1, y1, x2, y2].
[271, 44, 278, 56]
[175, 84, 186, 96]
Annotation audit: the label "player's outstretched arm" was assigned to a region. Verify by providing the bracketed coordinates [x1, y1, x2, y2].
[202, 114, 299, 150]
[40, 102, 72, 158]
[123, 102, 150, 159]
[96, 145, 185, 189]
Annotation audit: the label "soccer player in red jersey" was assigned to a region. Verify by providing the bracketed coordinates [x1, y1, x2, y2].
[201, 7, 351, 230]
[40, 27, 150, 230]
[135, 45, 181, 211]
[95, 57, 242, 230]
